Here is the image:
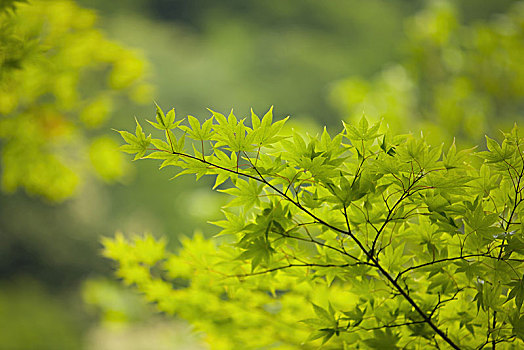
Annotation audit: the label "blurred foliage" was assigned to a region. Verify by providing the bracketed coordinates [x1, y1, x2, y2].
[0, 0, 25, 13]
[105, 233, 333, 349]
[83, 278, 156, 325]
[0, 279, 83, 350]
[0, 0, 152, 201]
[85, 320, 205, 350]
[330, 0, 524, 146]
[0, 1, 159, 349]
[82, 278, 206, 350]
[80, 0, 413, 124]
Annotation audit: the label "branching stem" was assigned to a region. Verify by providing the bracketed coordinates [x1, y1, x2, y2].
[159, 149, 463, 350]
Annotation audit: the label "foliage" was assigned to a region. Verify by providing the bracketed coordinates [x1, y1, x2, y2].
[0, 279, 83, 350]
[330, 0, 524, 146]
[0, 0, 152, 201]
[80, 0, 412, 127]
[0, 0, 25, 13]
[106, 105, 524, 349]
[82, 278, 206, 350]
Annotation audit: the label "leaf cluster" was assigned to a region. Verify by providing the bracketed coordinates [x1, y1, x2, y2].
[109, 105, 524, 349]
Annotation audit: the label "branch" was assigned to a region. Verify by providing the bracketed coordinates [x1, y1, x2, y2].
[492, 142, 524, 349]
[159, 149, 463, 350]
[370, 172, 425, 257]
[429, 289, 463, 319]
[229, 262, 358, 278]
[396, 253, 492, 281]
[343, 318, 428, 335]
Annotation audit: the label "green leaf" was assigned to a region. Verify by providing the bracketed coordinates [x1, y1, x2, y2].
[148, 103, 182, 130]
[210, 210, 246, 236]
[251, 106, 288, 147]
[151, 138, 171, 151]
[474, 280, 503, 312]
[312, 303, 335, 323]
[133, 234, 166, 266]
[511, 314, 524, 342]
[180, 115, 214, 141]
[236, 237, 274, 271]
[173, 145, 211, 180]
[306, 329, 330, 342]
[343, 115, 381, 142]
[117, 118, 151, 160]
[210, 109, 255, 152]
[363, 329, 400, 350]
[144, 151, 180, 169]
[101, 232, 132, 262]
[478, 136, 513, 164]
[508, 275, 524, 310]
[342, 305, 366, 327]
[464, 201, 504, 241]
[221, 178, 263, 210]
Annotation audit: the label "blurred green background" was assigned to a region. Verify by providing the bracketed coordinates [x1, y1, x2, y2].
[1, 0, 522, 348]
